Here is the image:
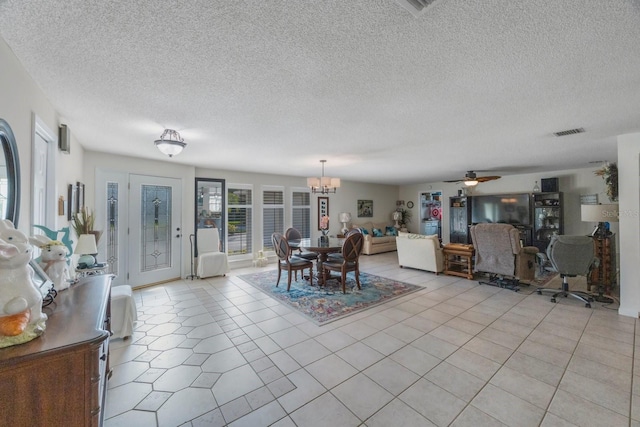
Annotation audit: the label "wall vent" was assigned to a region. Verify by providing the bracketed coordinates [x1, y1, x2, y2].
[393, 0, 437, 17]
[553, 127, 585, 137]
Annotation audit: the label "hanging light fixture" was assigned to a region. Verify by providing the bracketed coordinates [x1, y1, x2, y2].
[154, 129, 186, 157]
[307, 160, 340, 194]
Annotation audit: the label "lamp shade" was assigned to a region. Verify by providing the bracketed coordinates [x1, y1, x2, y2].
[581, 204, 619, 223]
[339, 212, 352, 223]
[392, 211, 402, 221]
[155, 129, 186, 157]
[75, 233, 97, 255]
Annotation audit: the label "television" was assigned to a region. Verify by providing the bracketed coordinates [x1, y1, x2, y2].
[471, 193, 531, 226]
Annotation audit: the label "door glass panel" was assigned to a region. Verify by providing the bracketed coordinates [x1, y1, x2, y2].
[141, 184, 172, 272]
[106, 182, 119, 276]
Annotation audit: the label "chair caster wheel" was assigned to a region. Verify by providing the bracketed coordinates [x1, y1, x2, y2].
[585, 303, 591, 308]
[550, 298, 557, 303]
[536, 290, 542, 295]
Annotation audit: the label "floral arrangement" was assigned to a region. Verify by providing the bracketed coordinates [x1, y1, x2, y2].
[594, 162, 618, 202]
[320, 215, 329, 230]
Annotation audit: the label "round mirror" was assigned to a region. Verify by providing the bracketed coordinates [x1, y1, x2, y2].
[0, 118, 21, 226]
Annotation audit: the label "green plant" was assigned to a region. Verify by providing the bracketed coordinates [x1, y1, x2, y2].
[595, 162, 618, 202]
[71, 207, 100, 242]
[398, 208, 412, 227]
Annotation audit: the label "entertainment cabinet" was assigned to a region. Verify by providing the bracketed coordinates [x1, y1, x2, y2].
[449, 192, 562, 248]
[0, 274, 113, 426]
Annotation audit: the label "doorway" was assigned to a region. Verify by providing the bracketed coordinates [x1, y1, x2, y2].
[96, 172, 183, 287]
[195, 178, 226, 254]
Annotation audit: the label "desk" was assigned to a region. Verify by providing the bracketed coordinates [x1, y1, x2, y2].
[291, 237, 344, 285]
[443, 244, 475, 279]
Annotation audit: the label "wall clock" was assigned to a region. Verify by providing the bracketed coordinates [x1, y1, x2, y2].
[407, 201, 414, 208]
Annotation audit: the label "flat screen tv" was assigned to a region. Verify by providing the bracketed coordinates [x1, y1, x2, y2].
[471, 193, 531, 226]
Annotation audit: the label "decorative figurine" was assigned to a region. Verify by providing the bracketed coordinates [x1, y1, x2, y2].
[0, 220, 47, 348]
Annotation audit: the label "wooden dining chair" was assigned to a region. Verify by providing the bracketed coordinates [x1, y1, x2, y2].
[272, 233, 314, 291]
[328, 227, 362, 261]
[322, 232, 364, 293]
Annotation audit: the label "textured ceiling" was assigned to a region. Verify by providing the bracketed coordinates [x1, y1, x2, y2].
[1, 0, 639, 185]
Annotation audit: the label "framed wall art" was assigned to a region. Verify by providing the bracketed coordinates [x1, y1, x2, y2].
[357, 199, 373, 217]
[67, 183, 78, 221]
[77, 181, 85, 212]
[318, 197, 329, 229]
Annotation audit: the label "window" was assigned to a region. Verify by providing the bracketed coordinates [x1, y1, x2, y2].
[227, 185, 252, 256]
[263, 186, 284, 251]
[291, 189, 311, 238]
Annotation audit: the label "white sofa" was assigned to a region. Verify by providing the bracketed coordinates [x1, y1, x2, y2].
[351, 221, 397, 255]
[396, 232, 444, 274]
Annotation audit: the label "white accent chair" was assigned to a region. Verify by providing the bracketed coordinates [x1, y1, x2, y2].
[196, 228, 230, 279]
[111, 285, 137, 339]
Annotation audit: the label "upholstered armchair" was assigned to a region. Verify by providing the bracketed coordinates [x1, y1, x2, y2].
[470, 223, 539, 290]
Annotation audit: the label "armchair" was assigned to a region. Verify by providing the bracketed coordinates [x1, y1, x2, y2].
[470, 223, 538, 291]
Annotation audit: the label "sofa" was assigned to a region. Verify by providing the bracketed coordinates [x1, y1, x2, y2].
[350, 221, 398, 255]
[396, 232, 444, 274]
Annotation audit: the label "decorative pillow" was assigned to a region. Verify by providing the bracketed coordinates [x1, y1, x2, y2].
[407, 233, 428, 239]
[358, 227, 369, 235]
[385, 226, 397, 236]
[372, 228, 384, 237]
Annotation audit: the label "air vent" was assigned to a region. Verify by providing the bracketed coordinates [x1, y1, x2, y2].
[553, 127, 585, 137]
[394, 0, 437, 16]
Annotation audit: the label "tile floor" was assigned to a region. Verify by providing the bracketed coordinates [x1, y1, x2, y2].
[104, 252, 638, 427]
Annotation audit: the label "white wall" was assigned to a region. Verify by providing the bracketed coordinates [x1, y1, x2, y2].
[617, 133, 640, 318]
[0, 35, 85, 235]
[196, 167, 399, 267]
[399, 167, 616, 241]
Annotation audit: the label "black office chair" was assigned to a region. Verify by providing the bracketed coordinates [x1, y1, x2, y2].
[536, 235, 598, 308]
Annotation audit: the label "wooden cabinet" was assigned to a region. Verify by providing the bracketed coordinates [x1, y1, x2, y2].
[443, 243, 475, 279]
[589, 234, 616, 294]
[532, 192, 563, 251]
[0, 275, 112, 427]
[449, 196, 472, 244]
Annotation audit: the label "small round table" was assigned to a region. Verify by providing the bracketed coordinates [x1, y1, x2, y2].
[290, 237, 344, 285]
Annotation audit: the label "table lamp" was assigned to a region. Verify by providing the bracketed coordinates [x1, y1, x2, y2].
[339, 212, 352, 235]
[393, 211, 402, 228]
[580, 204, 619, 237]
[75, 233, 98, 267]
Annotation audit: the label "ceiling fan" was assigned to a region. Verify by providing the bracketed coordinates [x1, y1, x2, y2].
[444, 171, 501, 187]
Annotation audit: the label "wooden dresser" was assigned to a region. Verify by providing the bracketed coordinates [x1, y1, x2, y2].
[0, 274, 113, 427]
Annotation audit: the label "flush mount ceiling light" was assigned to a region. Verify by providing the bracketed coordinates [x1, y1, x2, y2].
[307, 160, 340, 194]
[154, 129, 186, 157]
[393, 0, 437, 17]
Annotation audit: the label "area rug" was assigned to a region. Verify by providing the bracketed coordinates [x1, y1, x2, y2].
[238, 270, 422, 325]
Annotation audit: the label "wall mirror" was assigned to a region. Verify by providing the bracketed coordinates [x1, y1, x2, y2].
[0, 118, 21, 226]
[195, 178, 226, 254]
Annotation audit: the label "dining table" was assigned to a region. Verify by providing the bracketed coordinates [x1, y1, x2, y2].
[289, 237, 344, 286]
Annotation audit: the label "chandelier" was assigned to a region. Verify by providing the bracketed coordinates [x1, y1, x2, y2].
[307, 160, 340, 194]
[154, 129, 186, 157]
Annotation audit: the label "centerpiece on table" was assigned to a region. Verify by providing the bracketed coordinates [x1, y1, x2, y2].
[320, 215, 330, 241]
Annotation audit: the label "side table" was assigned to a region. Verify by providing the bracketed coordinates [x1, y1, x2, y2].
[443, 244, 475, 280]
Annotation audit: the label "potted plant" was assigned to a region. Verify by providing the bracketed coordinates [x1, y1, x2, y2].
[594, 162, 618, 202]
[398, 208, 412, 230]
[71, 207, 101, 243]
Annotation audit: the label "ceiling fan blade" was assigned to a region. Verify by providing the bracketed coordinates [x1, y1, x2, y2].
[476, 175, 501, 182]
[443, 179, 463, 183]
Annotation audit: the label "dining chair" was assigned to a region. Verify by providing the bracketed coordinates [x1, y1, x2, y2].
[321, 232, 364, 293]
[285, 227, 318, 261]
[272, 233, 314, 291]
[196, 228, 230, 279]
[328, 227, 362, 261]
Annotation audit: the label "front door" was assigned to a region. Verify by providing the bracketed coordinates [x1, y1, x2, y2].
[128, 175, 182, 287]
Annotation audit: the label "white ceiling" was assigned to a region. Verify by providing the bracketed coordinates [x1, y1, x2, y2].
[1, 0, 638, 185]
